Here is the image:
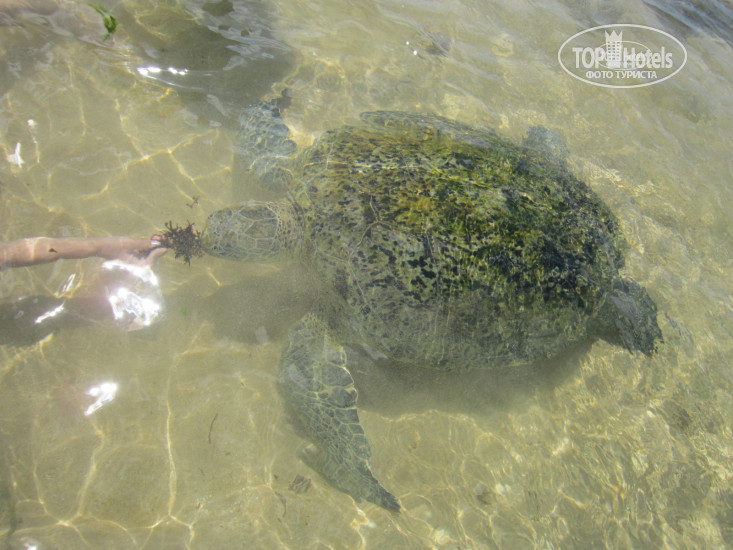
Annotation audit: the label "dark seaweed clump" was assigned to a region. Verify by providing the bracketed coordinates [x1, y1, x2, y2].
[160, 221, 204, 265]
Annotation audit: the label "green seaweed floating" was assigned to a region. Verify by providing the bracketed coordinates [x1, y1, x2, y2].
[89, 4, 117, 40]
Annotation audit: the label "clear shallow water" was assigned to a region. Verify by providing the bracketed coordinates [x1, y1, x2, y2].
[0, 0, 732, 548]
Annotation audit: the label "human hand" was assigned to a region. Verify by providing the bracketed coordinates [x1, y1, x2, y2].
[104, 236, 168, 267]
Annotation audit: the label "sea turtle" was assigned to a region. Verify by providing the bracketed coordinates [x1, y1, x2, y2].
[199, 102, 662, 511]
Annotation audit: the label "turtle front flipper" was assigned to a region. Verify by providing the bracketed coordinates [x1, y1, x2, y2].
[278, 314, 400, 512]
[234, 100, 297, 192]
[521, 126, 569, 169]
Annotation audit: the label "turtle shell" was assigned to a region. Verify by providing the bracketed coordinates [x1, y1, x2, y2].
[289, 112, 627, 369]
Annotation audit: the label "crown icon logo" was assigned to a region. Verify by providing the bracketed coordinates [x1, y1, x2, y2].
[605, 30, 623, 68]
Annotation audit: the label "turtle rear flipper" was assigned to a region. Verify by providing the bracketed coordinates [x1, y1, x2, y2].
[278, 315, 400, 512]
[596, 278, 663, 355]
[234, 100, 296, 192]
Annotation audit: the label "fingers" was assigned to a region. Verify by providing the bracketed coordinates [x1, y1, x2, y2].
[103, 237, 170, 264]
[126, 238, 159, 252]
[146, 247, 168, 263]
[123, 237, 168, 256]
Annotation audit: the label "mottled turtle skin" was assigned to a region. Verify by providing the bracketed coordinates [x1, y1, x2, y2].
[202, 104, 662, 511]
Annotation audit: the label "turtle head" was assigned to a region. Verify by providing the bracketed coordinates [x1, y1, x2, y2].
[201, 199, 301, 262]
